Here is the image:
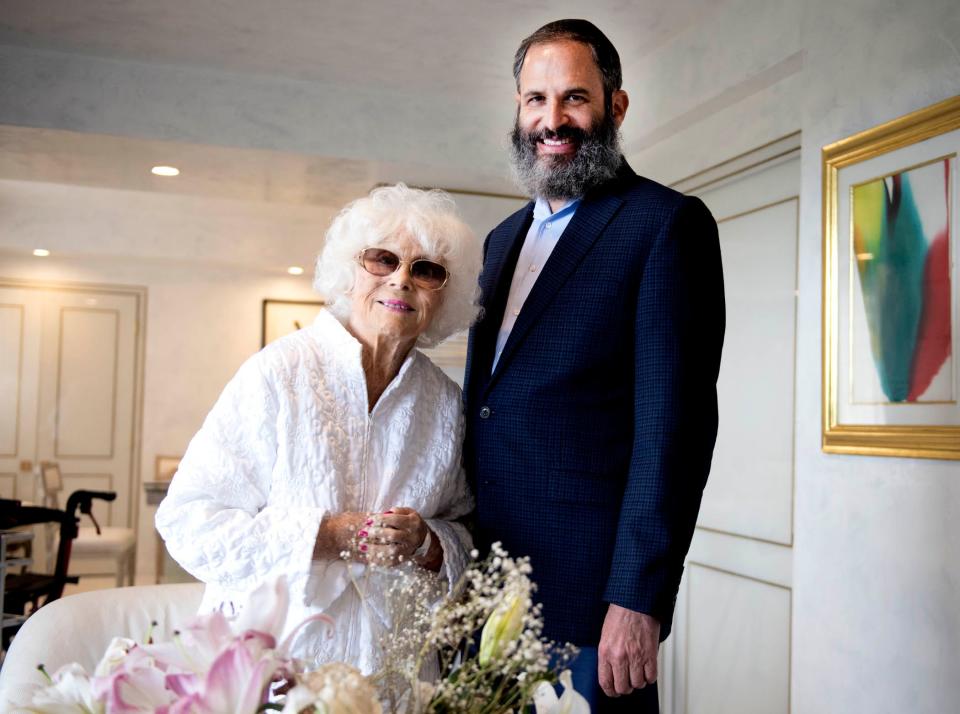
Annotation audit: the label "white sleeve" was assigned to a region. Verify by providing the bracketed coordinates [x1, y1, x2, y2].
[155, 354, 327, 595]
[424, 403, 475, 591]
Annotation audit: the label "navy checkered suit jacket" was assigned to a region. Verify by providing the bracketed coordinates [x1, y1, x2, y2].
[463, 160, 725, 646]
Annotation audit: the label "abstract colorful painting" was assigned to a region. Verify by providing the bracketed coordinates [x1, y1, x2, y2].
[823, 94, 960, 459]
[851, 158, 952, 403]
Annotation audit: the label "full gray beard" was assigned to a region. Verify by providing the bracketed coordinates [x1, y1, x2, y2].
[508, 114, 622, 201]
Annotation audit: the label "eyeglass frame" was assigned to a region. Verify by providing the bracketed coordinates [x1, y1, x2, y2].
[355, 248, 451, 291]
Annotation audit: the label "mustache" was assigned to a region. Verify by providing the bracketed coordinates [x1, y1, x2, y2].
[520, 125, 588, 145]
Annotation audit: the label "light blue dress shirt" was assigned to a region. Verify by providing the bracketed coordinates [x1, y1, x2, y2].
[491, 196, 581, 372]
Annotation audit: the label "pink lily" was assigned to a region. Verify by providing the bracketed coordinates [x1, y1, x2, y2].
[90, 664, 173, 712]
[141, 610, 238, 674]
[170, 633, 282, 713]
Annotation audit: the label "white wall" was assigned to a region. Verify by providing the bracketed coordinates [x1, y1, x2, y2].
[630, 1, 960, 712]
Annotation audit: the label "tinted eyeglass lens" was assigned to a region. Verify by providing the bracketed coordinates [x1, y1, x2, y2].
[362, 249, 400, 276]
[411, 260, 448, 288]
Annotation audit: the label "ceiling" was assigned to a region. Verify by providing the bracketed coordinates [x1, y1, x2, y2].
[0, 0, 714, 203]
[0, 1, 708, 92]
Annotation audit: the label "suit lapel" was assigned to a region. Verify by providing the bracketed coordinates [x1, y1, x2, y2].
[485, 190, 625, 392]
[470, 204, 533, 384]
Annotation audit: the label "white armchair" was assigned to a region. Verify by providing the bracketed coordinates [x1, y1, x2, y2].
[0, 583, 204, 707]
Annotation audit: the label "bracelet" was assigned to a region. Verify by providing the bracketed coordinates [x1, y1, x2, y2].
[412, 529, 433, 560]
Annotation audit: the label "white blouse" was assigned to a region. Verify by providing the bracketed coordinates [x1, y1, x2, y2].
[155, 309, 473, 673]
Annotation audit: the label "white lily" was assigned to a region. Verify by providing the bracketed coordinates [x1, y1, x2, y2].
[532, 670, 590, 714]
[478, 581, 529, 666]
[22, 662, 103, 714]
[93, 637, 137, 677]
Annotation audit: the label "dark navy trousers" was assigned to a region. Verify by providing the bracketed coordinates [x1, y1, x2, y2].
[565, 646, 660, 713]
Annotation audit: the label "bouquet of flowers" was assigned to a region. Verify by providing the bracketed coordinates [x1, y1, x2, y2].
[14, 544, 588, 714]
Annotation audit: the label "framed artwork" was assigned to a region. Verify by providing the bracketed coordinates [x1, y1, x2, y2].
[823, 95, 960, 459]
[154, 455, 181, 481]
[261, 299, 324, 347]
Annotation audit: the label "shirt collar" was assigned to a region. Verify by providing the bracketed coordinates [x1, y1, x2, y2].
[533, 196, 581, 221]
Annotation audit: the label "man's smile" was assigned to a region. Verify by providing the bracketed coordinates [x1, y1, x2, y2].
[538, 135, 578, 155]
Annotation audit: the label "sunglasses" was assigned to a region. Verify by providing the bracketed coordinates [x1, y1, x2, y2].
[357, 248, 450, 291]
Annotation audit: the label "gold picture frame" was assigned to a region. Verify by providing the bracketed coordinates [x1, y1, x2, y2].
[154, 455, 181, 481]
[261, 299, 325, 347]
[822, 95, 960, 459]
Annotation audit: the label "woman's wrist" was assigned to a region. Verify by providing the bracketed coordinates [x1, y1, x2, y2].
[413, 526, 443, 571]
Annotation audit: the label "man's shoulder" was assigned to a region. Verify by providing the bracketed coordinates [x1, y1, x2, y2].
[612, 172, 686, 209]
[489, 201, 534, 237]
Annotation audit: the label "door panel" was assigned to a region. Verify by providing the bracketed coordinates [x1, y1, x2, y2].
[55, 308, 120, 458]
[700, 198, 797, 544]
[686, 564, 791, 714]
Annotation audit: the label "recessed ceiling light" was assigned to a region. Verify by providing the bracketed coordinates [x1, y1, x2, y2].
[151, 165, 180, 177]
[287, 266, 305, 276]
[33, 248, 50, 257]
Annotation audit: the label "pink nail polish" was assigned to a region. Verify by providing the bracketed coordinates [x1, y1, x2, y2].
[358, 530, 368, 537]
[365, 519, 374, 526]
[359, 544, 368, 552]
[384, 510, 394, 514]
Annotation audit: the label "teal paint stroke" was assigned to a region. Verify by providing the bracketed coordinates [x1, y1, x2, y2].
[858, 174, 927, 402]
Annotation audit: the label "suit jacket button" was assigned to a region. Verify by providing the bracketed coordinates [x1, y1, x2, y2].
[479, 406, 491, 419]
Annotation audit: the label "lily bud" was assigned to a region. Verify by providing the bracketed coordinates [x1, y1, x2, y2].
[479, 584, 528, 666]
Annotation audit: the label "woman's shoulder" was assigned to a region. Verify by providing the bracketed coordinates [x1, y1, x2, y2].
[244, 327, 328, 385]
[410, 350, 463, 404]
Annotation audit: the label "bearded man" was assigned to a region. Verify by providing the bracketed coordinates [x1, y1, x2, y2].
[463, 19, 725, 712]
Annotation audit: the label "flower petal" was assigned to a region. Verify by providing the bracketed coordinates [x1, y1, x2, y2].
[557, 670, 590, 714]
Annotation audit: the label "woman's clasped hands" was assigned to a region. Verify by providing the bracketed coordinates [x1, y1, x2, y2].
[314, 507, 432, 568]
[355, 506, 429, 566]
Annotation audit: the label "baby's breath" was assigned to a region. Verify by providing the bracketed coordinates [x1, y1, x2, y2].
[352, 542, 577, 714]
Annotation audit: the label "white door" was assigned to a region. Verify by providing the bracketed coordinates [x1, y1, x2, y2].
[660, 137, 800, 714]
[0, 282, 143, 529]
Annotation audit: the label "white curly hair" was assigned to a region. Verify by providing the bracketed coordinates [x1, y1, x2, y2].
[314, 183, 483, 348]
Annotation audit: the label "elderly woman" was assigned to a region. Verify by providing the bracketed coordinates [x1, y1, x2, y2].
[155, 184, 482, 673]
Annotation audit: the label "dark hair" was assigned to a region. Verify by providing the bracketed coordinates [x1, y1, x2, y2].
[512, 19, 622, 99]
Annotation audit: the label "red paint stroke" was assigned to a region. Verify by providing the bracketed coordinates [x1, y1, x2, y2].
[908, 229, 952, 401]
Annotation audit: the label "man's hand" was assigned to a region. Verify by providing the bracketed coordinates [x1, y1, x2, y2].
[598, 604, 660, 697]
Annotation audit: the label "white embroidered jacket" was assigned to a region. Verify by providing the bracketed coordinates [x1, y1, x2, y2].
[155, 309, 473, 672]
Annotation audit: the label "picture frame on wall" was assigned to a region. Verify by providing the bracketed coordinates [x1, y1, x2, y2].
[823, 95, 960, 459]
[261, 299, 325, 347]
[154, 455, 181, 481]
